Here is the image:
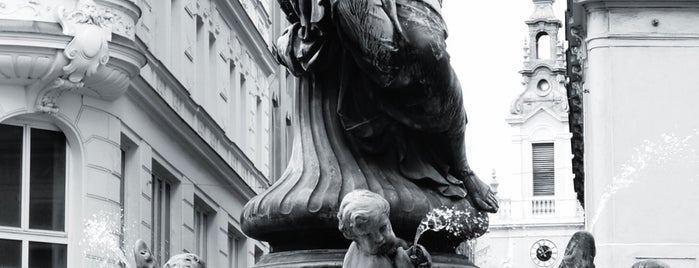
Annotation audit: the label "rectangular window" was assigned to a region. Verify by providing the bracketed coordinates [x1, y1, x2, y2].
[532, 143, 555, 196]
[0, 123, 68, 267]
[194, 206, 208, 262]
[29, 128, 66, 231]
[228, 226, 246, 268]
[152, 172, 172, 265]
[195, 15, 207, 104]
[228, 62, 236, 136]
[0, 124, 23, 227]
[238, 74, 248, 147]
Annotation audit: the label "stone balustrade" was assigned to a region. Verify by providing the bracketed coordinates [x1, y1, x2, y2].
[492, 198, 584, 224]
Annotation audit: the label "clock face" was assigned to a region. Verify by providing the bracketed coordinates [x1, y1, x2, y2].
[530, 239, 558, 267]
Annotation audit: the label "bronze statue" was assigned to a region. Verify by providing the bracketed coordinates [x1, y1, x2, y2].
[241, 0, 497, 258]
[558, 231, 596, 268]
[276, 0, 496, 213]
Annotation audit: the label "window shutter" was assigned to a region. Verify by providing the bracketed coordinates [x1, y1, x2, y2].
[532, 143, 555, 196]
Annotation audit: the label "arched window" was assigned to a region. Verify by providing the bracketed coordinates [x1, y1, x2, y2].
[536, 32, 551, 60]
[0, 122, 68, 268]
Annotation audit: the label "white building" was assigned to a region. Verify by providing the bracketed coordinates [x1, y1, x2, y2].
[0, 0, 294, 267]
[566, 0, 699, 266]
[474, 1, 583, 267]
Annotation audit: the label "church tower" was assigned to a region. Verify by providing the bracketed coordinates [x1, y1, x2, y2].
[476, 1, 583, 267]
[511, 0, 567, 118]
[507, 0, 571, 204]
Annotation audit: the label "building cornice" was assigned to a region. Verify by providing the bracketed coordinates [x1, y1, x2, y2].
[134, 37, 269, 197]
[128, 76, 259, 201]
[519, 64, 566, 75]
[507, 106, 570, 125]
[216, 0, 277, 75]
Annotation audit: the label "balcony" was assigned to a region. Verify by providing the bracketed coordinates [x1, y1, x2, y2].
[492, 197, 584, 225]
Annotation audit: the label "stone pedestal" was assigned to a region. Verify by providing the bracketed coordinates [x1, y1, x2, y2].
[255, 250, 477, 268]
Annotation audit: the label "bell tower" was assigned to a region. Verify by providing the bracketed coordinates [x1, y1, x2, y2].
[511, 0, 567, 118]
[507, 0, 573, 211]
[481, 1, 583, 267]
[526, 0, 563, 62]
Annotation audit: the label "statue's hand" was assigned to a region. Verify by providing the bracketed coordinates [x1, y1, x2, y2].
[407, 244, 432, 268]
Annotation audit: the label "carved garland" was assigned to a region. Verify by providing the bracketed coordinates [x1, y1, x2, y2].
[566, 26, 587, 207]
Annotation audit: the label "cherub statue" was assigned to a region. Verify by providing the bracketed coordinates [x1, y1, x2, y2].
[338, 190, 432, 268]
[163, 253, 205, 268]
[631, 260, 671, 268]
[134, 239, 156, 268]
[134, 240, 205, 268]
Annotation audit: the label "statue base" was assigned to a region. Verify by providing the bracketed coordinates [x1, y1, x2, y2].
[254, 250, 478, 268]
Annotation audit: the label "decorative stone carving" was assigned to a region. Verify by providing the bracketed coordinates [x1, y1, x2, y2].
[134, 239, 156, 268]
[134, 239, 204, 268]
[57, 0, 114, 83]
[36, 78, 84, 114]
[631, 260, 671, 268]
[570, 27, 587, 71]
[163, 253, 205, 268]
[566, 26, 586, 207]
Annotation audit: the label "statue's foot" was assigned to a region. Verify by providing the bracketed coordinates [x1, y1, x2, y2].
[462, 172, 499, 213]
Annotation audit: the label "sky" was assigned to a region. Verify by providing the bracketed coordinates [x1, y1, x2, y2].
[441, 1, 567, 187]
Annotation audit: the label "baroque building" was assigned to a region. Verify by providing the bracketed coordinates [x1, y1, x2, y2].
[473, 1, 583, 267]
[0, 0, 294, 267]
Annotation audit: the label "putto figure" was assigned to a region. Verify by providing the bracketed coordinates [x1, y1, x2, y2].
[338, 190, 431, 268]
[134, 240, 205, 268]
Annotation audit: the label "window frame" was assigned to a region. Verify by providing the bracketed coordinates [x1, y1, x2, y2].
[151, 162, 174, 266]
[532, 142, 555, 196]
[0, 121, 70, 267]
[193, 195, 215, 264]
[227, 224, 246, 268]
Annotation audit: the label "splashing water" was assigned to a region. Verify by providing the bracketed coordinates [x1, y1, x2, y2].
[413, 206, 479, 245]
[588, 131, 698, 231]
[81, 210, 133, 268]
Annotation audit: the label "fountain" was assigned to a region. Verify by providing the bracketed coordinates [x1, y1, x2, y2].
[588, 131, 698, 231]
[240, 0, 496, 266]
[81, 210, 204, 268]
[81, 211, 131, 268]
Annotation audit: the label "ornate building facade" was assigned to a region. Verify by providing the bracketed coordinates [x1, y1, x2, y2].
[0, 0, 294, 267]
[473, 1, 583, 267]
